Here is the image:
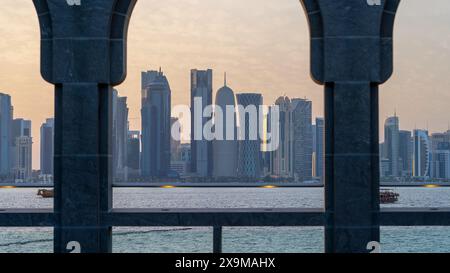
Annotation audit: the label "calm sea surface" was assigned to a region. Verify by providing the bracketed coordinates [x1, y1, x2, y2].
[1, 187, 450, 253]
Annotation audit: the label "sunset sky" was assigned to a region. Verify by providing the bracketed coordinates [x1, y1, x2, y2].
[0, 0, 450, 169]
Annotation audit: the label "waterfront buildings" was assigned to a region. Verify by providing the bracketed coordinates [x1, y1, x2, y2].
[40, 118, 54, 176]
[270, 96, 293, 178]
[213, 79, 238, 177]
[190, 69, 213, 177]
[430, 131, 450, 179]
[112, 90, 129, 181]
[399, 130, 413, 177]
[291, 98, 313, 182]
[141, 69, 172, 178]
[384, 115, 400, 177]
[0, 93, 12, 177]
[413, 129, 431, 178]
[12, 119, 32, 182]
[315, 117, 324, 181]
[236, 93, 263, 178]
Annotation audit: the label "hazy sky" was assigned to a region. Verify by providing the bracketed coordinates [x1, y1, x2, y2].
[0, 0, 450, 169]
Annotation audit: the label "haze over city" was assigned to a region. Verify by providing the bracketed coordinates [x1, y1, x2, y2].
[0, 0, 450, 169]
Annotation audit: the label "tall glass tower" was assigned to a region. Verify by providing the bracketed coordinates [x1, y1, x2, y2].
[0, 93, 12, 177]
[190, 69, 213, 177]
[141, 70, 172, 178]
[384, 115, 400, 177]
[236, 93, 263, 178]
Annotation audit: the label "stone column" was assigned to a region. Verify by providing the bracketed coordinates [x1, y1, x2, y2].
[301, 0, 400, 252]
[33, 0, 136, 253]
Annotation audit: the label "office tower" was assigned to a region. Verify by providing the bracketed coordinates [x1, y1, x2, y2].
[430, 133, 450, 179]
[0, 93, 12, 177]
[127, 130, 140, 178]
[112, 90, 129, 181]
[190, 69, 213, 177]
[12, 119, 32, 181]
[270, 96, 293, 178]
[40, 118, 54, 176]
[398, 130, 412, 177]
[413, 129, 431, 177]
[141, 69, 171, 178]
[213, 78, 238, 177]
[315, 117, 325, 181]
[430, 132, 450, 179]
[236, 93, 263, 178]
[291, 98, 313, 182]
[170, 117, 181, 161]
[384, 115, 400, 177]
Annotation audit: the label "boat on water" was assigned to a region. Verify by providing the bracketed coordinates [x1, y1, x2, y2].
[380, 189, 399, 204]
[37, 189, 54, 198]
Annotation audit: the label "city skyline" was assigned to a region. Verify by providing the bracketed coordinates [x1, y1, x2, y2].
[1, 0, 450, 169]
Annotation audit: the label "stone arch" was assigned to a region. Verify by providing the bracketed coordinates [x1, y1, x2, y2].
[33, 0, 137, 85]
[301, 0, 400, 84]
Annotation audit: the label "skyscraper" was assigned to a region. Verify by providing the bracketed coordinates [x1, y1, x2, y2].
[315, 117, 325, 181]
[291, 98, 313, 182]
[398, 130, 412, 177]
[190, 69, 213, 177]
[430, 131, 450, 179]
[236, 93, 263, 178]
[112, 90, 129, 181]
[0, 93, 12, 177]
[270, 96, 293, 178]
[12, 119, 32, 181]
[384, 115, 400, 177]
[413, 129, 431, 178]
[141, 69, 171, 178]
[213, 78, 238, 177]
[40, 118, 54, 176]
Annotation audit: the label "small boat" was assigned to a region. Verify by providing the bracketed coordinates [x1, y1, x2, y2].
[37, 189, 54, 198]
[380, 189, 399, 204]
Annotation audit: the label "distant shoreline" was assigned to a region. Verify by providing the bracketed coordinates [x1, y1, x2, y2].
[1, 181, 450, 188]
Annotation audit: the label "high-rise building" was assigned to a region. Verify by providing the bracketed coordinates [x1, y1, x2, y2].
[127, 130, 140, 178]
[398, 130, 412, 177]
[430, 131, 450, 179]
[291, 98, 313, 182]
[384, 115, 400, 177]
[236, 93, 263, 178]
[315, 117, 325, 181]
[431, 143, 450, 179]
[270, 96, 293, 178]
[40, 118, 54, 176]
[141, 69, 171, 178]
[112, 90, 129, 181]
[413, 129, 431, 178]
[190, 69, 213, 177]
[12, 119, 32, 181]
[213, 79, 238, 177]
[0, 93, 12, 177]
